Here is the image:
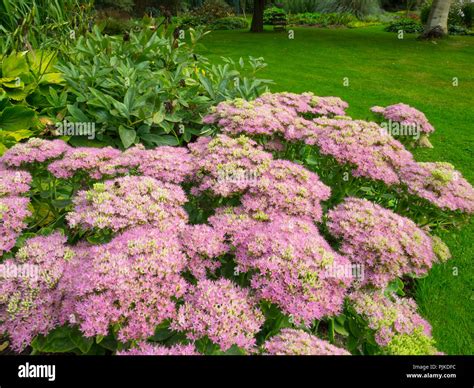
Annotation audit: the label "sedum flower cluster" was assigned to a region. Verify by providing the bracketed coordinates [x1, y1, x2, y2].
[327, 198, 447, 288]
[205, 93, 474, 213]
[0, 91, 466, 356]
[263, 328, 350, 355]
[349, 290, 440, 355]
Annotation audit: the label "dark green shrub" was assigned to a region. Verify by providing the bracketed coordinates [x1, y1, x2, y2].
[462, 3, 474, 29]
[263, 7, 287, 25]
[288, 12, 356, 27]
[209, 17, 249, 30]
[385, 18, 423, 33]
[56, 27, 271, 149]
[175, 14, 207, 29]
[99, 17, 135, 35]
[193, 0, 234, 23]
[420, 4, 430, 25]
[448, 24, 469, 35]
[95, 0, 134, 13]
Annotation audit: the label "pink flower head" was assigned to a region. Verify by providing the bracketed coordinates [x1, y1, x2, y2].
[371, 103, 435, 134]
[263, 329, 350, 355]
[0, 197, 31, 256]
[117, 342, 199, 355]
[179, 224, 228, 280]
[61, 227, 188, 342]
[327, 198, 440, 288]
[242, 159, 331, 222]
[172, 279, 264, 351]
[48, 146, 125, 180]
[0, 233, 74, 350]
[1, 138, 69, 167]
[67, 175, 188, 232]
[122, 145, 197, 184]
[400, 162, 474, 213]
[188, 135, 273, 197]
[349, 290, 439, 354]
[211, 211, 352, 326]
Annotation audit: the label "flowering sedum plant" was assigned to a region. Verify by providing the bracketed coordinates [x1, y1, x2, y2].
[0, 91, 471, 356]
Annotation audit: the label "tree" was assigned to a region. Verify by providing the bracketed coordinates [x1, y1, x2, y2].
[250, 0, 265, 32]
[422, 0, 454, 38]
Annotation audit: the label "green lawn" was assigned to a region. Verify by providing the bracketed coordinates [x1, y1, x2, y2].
[198, 26, 474, 355]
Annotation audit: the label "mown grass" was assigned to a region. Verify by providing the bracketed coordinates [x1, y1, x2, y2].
[197, 26, 474, 355]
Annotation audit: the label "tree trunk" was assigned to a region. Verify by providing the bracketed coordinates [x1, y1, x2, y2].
[250, 0, 265, 33]
[422, 0, 453, 38]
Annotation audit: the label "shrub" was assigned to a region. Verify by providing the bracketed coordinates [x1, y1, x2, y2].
[385, 18, 424, 33]
[0, 51, 65, 154]
[98, 17, 136, 35]
[209, 17, 249, 30]
[1, 91, 471, 356]
[0, 0, 94, 55]
[55, 27, 271, 149]
[263, 7, 288, 25]
[463, 3, 474, 29]
[331, 0, 382, 18]
[288, 12, 356, 27]
[193, 0, 234, 23]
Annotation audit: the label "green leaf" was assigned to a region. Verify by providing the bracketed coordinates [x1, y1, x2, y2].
[118, 126, 136, 148]
[0, 106, 35, 131]
[305, 154, 319, 166]
[112, 100, 129, 119]
[143, 135, 178, 146]
[197, 73, 215, 99]
[151, 323, 174, 342]
[2, 53, 29, 78]
[334, 320, 349, 336]
[69, 328, 94, 354]
[37, 327, 77, 353]
[152, 110, 164, 124]
[2, 129, 34, 141]
[67, 104, 89, 122]
[222, 345, 246, 355]
[39, 72, 64, 85]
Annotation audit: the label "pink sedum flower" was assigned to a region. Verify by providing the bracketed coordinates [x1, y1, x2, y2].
[0, 233, 74, 351]
[327, 198, 443, 288]
[203, 92, 348, 138]
[1, 138, 69, 167]
[0, 169, 32, 197]
[371, 103, 435, 134]
[60, 227, 188, 342]
[0, 197, 31, 256]
[117, 342, 199, 355]
[263, 329, 350, 355]
[122, 145, 196, 184]
[400, 162, 474, 213]
[67, 175, 188, 232]
[172, 279, 264, 351]
[349, 290, 440, 355]
[179, 224, 228, 280]
[210, 210, 352, 325]
[188, 135, 273, 197]
[48, 146, 125, 180]
[242, 159, 331, 223]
